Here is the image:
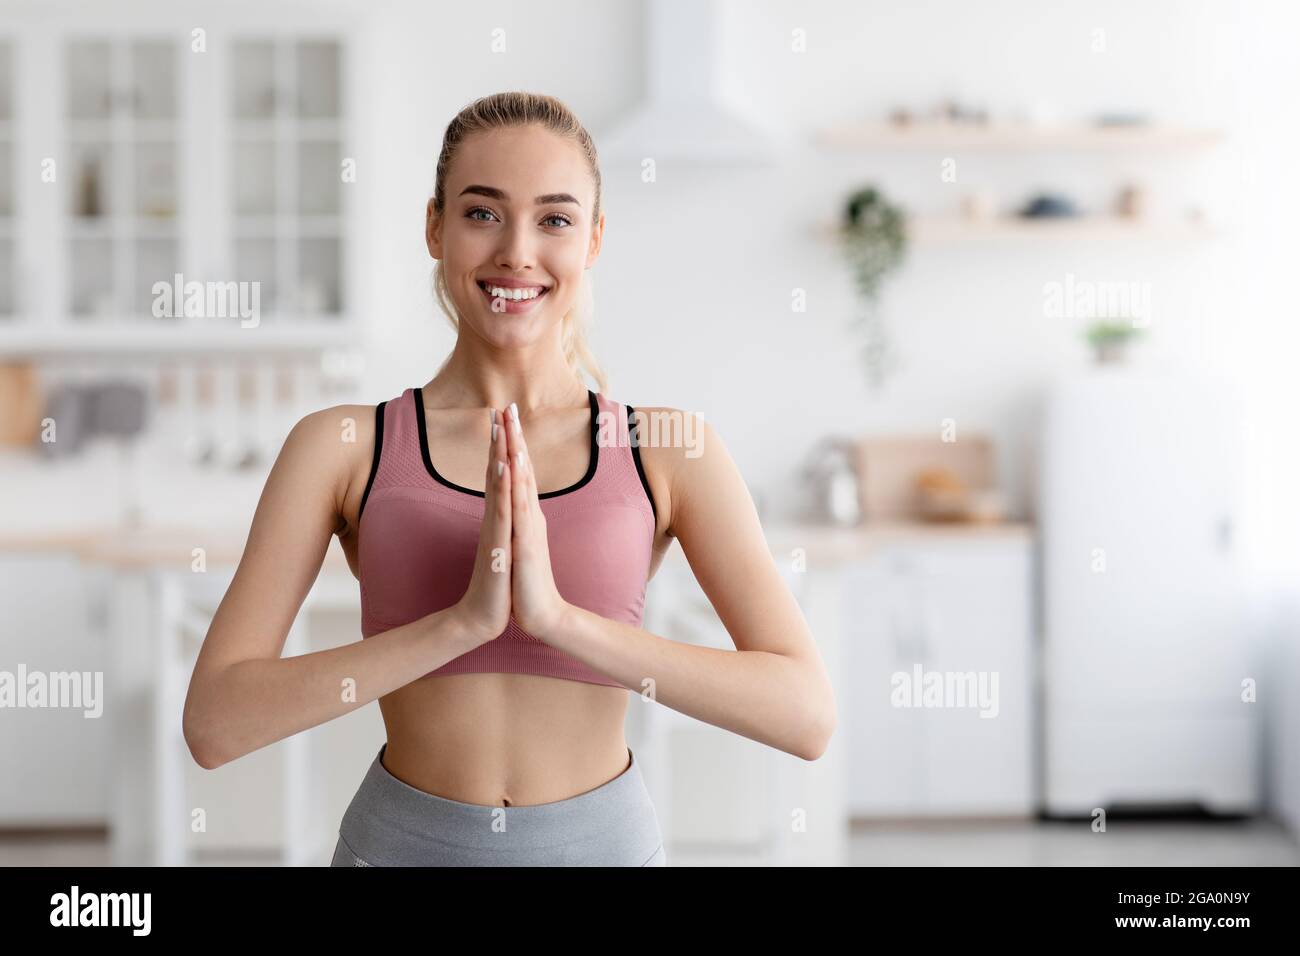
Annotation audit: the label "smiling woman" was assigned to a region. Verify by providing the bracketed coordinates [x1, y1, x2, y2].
[182, 91, 833, 870]
[425, 99, 606, 386]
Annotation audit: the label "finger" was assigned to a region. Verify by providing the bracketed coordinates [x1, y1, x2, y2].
[506, 400, 536, 492]
[493, 408, 511, 533]
[484, 407, 498, 494]
[484, 408, 511, 554]
[506, 403, 531, 531]
[483, 407, 499, 511]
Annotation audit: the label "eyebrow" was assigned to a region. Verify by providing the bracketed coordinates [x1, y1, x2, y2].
[458, 184, 581, 206]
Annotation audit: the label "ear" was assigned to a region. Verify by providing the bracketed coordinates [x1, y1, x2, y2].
[426, 197, 443, 259]
[585, 211, 604, 268]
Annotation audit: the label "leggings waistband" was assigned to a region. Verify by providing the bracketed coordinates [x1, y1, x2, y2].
[340, 742, 660, 855]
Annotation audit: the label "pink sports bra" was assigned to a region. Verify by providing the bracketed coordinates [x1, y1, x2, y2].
[355, 386, 658, 689]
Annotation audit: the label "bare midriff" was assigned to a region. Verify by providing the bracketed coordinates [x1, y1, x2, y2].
[376, 672, 632, 807]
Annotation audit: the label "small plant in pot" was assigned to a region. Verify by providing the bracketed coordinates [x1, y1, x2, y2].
[1085, 320, 1142, 364]
[836, 186, 907, 389]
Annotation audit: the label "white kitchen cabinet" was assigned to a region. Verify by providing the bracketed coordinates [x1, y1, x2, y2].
[843, 557, 923, 814]
[0, 552, 110, 824]
[0, 5, 360, 355]
[843, 532, 1035, 818]
[641, 547, 847, 865]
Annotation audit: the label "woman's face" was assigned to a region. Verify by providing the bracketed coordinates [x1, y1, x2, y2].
[427, 124, 602, 346]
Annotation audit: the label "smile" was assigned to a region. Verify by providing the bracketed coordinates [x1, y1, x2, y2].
[476, 280, 550, 313]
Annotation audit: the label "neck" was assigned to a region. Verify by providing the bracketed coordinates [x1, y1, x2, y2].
[423, 337, 587, 413]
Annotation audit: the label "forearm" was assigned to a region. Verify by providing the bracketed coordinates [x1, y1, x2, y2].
[185, 605, 478, 769]
[544, 603, 833, 760]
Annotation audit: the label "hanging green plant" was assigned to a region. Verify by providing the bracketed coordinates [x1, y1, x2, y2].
[836, 186, 908, 389]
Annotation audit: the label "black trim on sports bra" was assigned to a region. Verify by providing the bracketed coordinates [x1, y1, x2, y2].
[415, 386, 600, 499]
[626, 404, 658, 525]
[357, 400, 386, 523]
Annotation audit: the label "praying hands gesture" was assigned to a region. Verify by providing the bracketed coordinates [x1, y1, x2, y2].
[451, 402, 570, 647]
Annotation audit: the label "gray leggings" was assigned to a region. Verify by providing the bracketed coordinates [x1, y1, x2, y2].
[330, 742, 666, 866]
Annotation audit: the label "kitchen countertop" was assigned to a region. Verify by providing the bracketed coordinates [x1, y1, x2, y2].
[0, 518, 1031, 570]
[0, 524, 355, 571]
[655, 518, 1033, 572]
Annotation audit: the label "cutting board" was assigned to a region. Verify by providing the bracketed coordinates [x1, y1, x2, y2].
[0, 363, 42, 447]
[854, 434, 995, 520]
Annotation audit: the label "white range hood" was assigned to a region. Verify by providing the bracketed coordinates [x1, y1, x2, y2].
[598, 0, 781, 166]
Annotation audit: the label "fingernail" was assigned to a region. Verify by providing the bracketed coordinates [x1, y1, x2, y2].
[497, 460, 504, 477]
[490, 408, 497, 424]
[509, 402, 521, 433]
[515, 451, 524, 470]
[491, 422, 498, 441]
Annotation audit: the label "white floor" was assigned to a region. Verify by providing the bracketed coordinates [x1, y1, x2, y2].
[2, 818, 1296, 866]
[842, 817, 1300, 866]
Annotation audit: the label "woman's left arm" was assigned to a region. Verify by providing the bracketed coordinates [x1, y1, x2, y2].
[506, 403, 836, 761]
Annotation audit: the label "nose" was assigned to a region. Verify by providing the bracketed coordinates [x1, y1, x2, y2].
[493, 219, 536, 274]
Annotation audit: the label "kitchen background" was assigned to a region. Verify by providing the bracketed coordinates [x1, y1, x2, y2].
[1, 0, 1298, 866]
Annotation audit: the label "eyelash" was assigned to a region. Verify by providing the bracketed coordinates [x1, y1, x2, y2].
[467, 206, 572, 228]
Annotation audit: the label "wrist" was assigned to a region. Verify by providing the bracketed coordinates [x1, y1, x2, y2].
[442, 603, 496, 652]
[535, 599, 579, 644]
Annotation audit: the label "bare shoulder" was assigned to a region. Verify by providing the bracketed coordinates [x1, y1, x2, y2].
[281, 403, 377, 535]
[628, 404, 734, 539]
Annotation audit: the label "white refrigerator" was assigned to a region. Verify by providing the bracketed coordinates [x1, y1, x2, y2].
[1039, 367, 1259, 815]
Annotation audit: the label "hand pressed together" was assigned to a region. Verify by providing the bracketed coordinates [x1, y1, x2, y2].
[451, 401, 571, 646]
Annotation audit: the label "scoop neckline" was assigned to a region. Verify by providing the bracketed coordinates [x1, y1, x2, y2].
[413, 386, 600, 499]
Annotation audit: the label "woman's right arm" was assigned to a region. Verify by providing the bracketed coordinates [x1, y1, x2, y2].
[182, 404, 492, 770]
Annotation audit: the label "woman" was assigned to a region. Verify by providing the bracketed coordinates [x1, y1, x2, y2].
[182, 92, 835, 867]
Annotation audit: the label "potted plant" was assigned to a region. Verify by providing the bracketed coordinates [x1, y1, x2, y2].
[1085, 320, 1142, 364]
[836, 186, 907, 389]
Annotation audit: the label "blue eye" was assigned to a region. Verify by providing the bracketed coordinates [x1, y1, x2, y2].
[466, 206, 572, 228]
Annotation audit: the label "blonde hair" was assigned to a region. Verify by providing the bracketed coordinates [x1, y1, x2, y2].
[429, 91, 609, 396]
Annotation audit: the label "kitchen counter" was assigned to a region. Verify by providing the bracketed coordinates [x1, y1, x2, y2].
[1, 518, 1031, 571]
[0, 523, 354, 571]
[660, 517, 1034, 571]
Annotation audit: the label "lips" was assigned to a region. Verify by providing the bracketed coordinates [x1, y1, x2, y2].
[475, 279, 550, 312]
[476, 278, 550, 292]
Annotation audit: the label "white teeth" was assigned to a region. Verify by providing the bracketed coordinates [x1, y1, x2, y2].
[483, 283, 544, 300]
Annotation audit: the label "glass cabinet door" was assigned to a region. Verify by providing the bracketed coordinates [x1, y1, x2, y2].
[231, 37, 344, 321]
[65, 37, 179, 320]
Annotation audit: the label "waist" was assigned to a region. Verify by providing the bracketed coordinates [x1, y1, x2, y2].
[339, 741, 662, 863]
[377, 673, 631, 806]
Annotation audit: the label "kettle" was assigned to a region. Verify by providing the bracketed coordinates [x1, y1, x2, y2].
[799, 437, 862, 526]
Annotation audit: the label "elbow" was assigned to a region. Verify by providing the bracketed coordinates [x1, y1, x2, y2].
[795, 686, 837, 764]
[799, 719, 834, 762]
[182, 693, 226, 770]
[797, 703, 837, 762]
[183, 719, 223, 770]
[789, 661, 836, 761]
[187, 735, 224, 771]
